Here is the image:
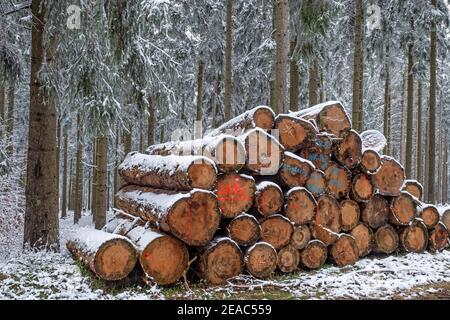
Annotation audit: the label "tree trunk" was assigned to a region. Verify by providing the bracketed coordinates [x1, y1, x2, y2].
[289, 37, 299, 112]
[277, 244, 299, 273]
[315, 195, 341, 233]
[74, 113, 83, 224]
[389, 192, 417, 226]
[24, 0, 59, 250]
[419, 205, 440, 229]
[399, 219, 428, 253]
[373, 224, 399, 254]
[285, 187, 316, 225]
[147, 96, 155, 146]
[195, 61, 205, 139]
[372, 156, 405, 196]
[402, 180, 423, 200]
[350, 223, 374, 257]
[212, 73, 222, 128]
[416, 81, 423, 183]
[290, 225, 311, 250]
[253, 181, 283, 217]
[340, 200, 361, 231]
[139, 119, 144, 153]
[227, 214, 260, 247]
[94, 135, 107, 230]
[224, 0, 233, 121]
[399, 73, 406, 166]
[428, 222, 448, 252]
[91, 137, 97, 220]
[279, 151, 315, 189]
[325, 162, 352, 200]
[330, 234, 359, 267]
[113, 129, 119, 208]
[61, 130, 68, 219]
[306, 169, 327, 197]
[299, 240, 327, 269]
[244, 242, 277, 279]
[274, 114, 318, 152]
[308, 62, 319, 107]
[6, 84, 14, 156]
[122, 128, 132, 156]
[351, 0, 364, 132]
[272, 0, 289, 114]
[427, 0, 437, 203]
[260, 214, 294, 250]
[360, 149, 381, 174]
[361, 194, 390, 229]
[383, 53, 391, 155]
[0, 81, 4, 139]
[405, 29, 414, 178]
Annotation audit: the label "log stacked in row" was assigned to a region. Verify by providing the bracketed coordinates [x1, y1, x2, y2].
[67, 101, 449, 286]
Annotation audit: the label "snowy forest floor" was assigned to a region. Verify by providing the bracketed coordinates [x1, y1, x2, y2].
[1, 209, 450, 300]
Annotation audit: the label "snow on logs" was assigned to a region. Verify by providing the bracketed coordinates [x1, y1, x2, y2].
[119, 153, 217, 191]
[145, 135, 247, 173]
[115, 186, 220, 246]
[402, 180, 423, 200]
[66, 228, 138, 281]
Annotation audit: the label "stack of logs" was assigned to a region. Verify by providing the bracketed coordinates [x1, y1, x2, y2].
[67, 101, 450, 286]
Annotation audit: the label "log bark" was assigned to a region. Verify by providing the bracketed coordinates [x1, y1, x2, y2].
[260, 214, 294, 250]
[359, 149, 381, 174]
[373, 224, 399, 254]
[197, 238, 244, 285]
[254, 181, 283, 216]
[388, 192, 417, 226]
[330, 234, 359, 267]
[402, 180, 423, 200]
[146, 135, 246, 173]
[207, 106, 275, 137]
[217, 173, 255, 218]
[290, 225, 311, 250]
[305, 169, 327, 197]
[66, 229, 138, 281]
[325, 162, 351, 199]
[299, 240, 327, 269]
[372, 156, 405, 196]
[361, 194, 390, 229]
[442, 210, 450, 232]
[244, 242, 277, 279]
[340, 200, 360, 232]
[310, 223, 339, 246]
[419, 205, 440, 229]
[315, 195, 341, 234]
[241, 128, 284, 175]
[115, 186, 220, 246]
[119, 152, 217, 191]
[278, 152, 314, 188]
[333, 130, 362, 169]
[284, 187, 317, 225]
[399, 219, 428, 253]
[291, 101, 351, 138]
[351, 173, 374, 202]
[299, 134, 333, 171]
[428, 222, 448, 252]
[350, 223, 374, 257]
[274, 114, 318, 152]
[277, 245, 299, 273]
[227, 214, 261, 247]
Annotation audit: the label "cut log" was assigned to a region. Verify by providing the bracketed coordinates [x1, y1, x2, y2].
[291, 101, 351, 138]
[290, 225, 311, 250]
[115, 186, 220, 246]
[125, 225, 189, 285]
[216, 173, 256, 218]
[244, 242, 278, 279]
[197, 238, 244, 285]
[361, 194, 390, 229]
[350, 223, 374, 257]
[399, 219, 428, 253]
[260, 214, 294, 250]
[428, 222, 449, 252]
[310, 223, 339, 246]
[145, 135, 247, 173]
[402, 180, 423, 200]
[340, 200, 361, 232]
[360, 130, 387, 153]
[278, 152, 314, 188]
[389, 192, 417, 226]
[277, 245, 300, 273]
[118, 152, 217, 191]
[103, 211, 142, 235]
[359, 149, 381, 174]
[442, 210, 450, 232]
[324, 162, 351, 199]
[66, 228, 138, 281]
[284, 187, 317, 225]
[241, 128, 284, 175]
[299, 240, 328, 269]
[207, 106, 275, 137]
[227, 214, 261, 247]
[351, 173, 374, 202]
[274, 114, 318, 151]
[373, 224, 399, 254]
[372, 156, 405, 196]
[329, 234, 359, 267]
[254, 181, 283, 216]
[419, 205, 440, 229]
[315, 195, 341, 233]
[333, 130, 362, 169]
[306, 169, 327, 197]
[300, 149, 331, 172]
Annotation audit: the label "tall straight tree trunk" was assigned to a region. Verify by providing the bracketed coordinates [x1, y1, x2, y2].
[61, 130, 68, 218]
[113, 129, 119, 208]
[424, 115, 430, 202]
[224, 0, 233, 121]
[308, 62, 319, 107]
[269, 79, 275, 108]
[147, 96, 155, 146]
[87, 169, 91, 211]
[91, 138, 97, 221]
[7, 84, 14, 156]
[74, 114, 83, 224]
[351, 0, 364, 132]
[319, 69, 325, 103]
[24, 0, 59, 250]
[56, 118, 60, 212]
[405, 22, 415, 178]
[122, 128, 132, 155]
[289, 37, 299, 112]
[383, 56, 391, 156]
[443, 135, 448, 203]
[438, 93, 445, 204]
[416, 81, 423, 183]
[94, 135, 107, 230]
[399, 74, 406, 165]
[139, 118, 144, 153]
[194, 61, 205, 139]
[272, 0, 289, 114]
[427, 0, 437, 203]
[0, 81, 4, 139]
[212, 73, 222, 128]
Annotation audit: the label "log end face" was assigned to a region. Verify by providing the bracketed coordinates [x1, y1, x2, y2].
[285, 188, 317, 225]
[96, 239, 138, 281]
[255, 184, 283, 216]
[374, 224, 399, 254]
[245, 242, 277, 279]
[330, 235, 359, 267]
[360, 149, 381, 174]
[277, 245, 300, 273]
[260, 215, 294, 250]
[351, 223, 373, 257]
[300, 240, 327, 269]
[319, 103, 351, 138]
[228, 215, 261, 247]
[188, 161, 217, 190]
[254, 107, 275, 131]
[429, 223, 449, 252]
[217, 173, 255, 218]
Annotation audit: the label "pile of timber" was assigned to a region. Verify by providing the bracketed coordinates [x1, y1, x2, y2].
[67, 102, 449, 286]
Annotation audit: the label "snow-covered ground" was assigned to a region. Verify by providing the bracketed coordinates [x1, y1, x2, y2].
[0, 209, 449, 300]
